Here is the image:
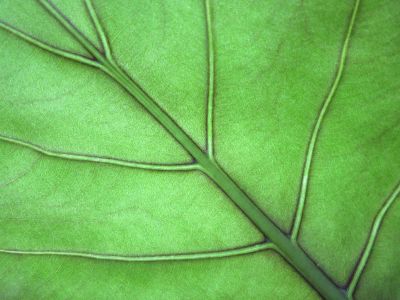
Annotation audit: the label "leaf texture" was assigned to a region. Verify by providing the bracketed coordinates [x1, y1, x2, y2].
[0, 0, 399, 299]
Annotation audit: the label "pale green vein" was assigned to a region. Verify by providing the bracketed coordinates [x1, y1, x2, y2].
[0, 242, 274, 262]
[346, 181, 400, 299]
[0, 21, 99, 68]
[0, 135, 197, 172]
[84, 0, 113, 61]
[38, 0, 114, 71]
[291, 0, 360, 241]
[204, 0, 215, 159]
[39, 0, 97, 52]
[36, 0, 136, 89]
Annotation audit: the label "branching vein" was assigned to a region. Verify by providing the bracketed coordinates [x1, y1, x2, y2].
[0, 135, 197, 172]
[0, 21, 99, 68]
[204, 0, 216, 159]
[346, 181, 400, 299]
[84, 0, 113, 61]
[38, 0, 102, 59]
[290, 0, 360, 241]
[0, 242, 274, 262]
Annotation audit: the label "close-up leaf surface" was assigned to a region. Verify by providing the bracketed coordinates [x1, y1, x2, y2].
[0, 0, 399, 299]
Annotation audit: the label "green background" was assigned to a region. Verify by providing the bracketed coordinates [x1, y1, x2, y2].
[0, 0, 399, 298]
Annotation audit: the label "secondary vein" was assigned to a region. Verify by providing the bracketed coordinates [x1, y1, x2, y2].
[291, 0, 361, 241]
[38, 0, 104, 62]
[346, 181, 400, 298]
[84, 0, 113, 61]
[0, 21, 98, 68]
[0, 135, 197, 172]
[204, 0, 216, 159]
[0, 242, 273, 262]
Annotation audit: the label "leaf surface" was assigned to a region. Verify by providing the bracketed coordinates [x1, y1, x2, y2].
[0, 0, 399, 299]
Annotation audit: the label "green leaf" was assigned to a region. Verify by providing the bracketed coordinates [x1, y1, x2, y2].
[0, 0, 399, 299]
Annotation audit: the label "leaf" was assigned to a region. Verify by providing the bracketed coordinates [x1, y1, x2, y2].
[0, 0, 399, 299]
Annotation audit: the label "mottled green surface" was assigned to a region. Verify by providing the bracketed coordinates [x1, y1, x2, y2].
[0, 0, 399, 299]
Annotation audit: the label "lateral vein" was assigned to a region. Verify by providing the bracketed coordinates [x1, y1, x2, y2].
[0, 242, 273, 262]
[84, 0, 113, 61]
[346, 181, 400, 298]
[290, 0, 360, 241]
[204, 0, 216, 159]
[0, 21, 99, 68]
[0, 135, 197, 172]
